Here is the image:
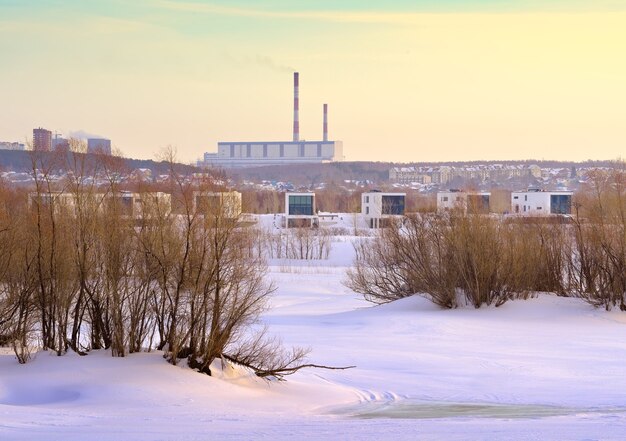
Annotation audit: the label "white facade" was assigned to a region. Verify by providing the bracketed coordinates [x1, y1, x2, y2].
[361, 191, 406, 228]
[511, 190, 573, 215]
[437, 190, 491, 213]
[284, 192, 317, 228]
[28, 191, 171, 219]
[192, 191, 242, 219]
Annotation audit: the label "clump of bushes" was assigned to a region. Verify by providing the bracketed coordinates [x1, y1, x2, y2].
[347, 167, 626, 311]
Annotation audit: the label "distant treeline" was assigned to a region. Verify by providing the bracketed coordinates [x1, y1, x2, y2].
[0, 149, 198, 177]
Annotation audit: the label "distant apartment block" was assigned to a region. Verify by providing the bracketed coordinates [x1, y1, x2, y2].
[390, 166, 452, 184]
[0, 141, 25, 151]
[33, 128, 52, 151]
[390, 164, 541, 185]
[88, 138, 112, 155]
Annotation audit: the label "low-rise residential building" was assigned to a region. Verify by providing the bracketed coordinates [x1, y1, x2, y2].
[285, 192, 317, 227]
[28, 191, 171, 218]
[511, 189, 573, 215]
[437, 190, 491, 213]
[361, 191, 406, 228]
[192, 191, 242, 219]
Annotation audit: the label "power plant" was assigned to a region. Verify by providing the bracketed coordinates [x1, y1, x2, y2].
[200, 72, 343, 168]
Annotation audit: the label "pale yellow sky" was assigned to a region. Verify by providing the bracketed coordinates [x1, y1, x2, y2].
[1, 2, 625, 163]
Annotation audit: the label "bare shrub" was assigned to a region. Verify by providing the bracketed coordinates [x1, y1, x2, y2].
[0, 150, 351, 378]
[346, 211, 532, 308]
[567, 167, 626, 310]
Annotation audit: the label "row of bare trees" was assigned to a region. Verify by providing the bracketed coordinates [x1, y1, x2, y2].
[347, 168, 626, 310]
[0, 148, 323, 378]
[254, 227, 332, 260]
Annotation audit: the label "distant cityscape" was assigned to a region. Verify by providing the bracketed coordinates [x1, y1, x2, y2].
[1, 127, 112, 155]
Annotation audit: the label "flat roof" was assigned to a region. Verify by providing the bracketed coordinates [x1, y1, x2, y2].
[218, 140, 337, 145]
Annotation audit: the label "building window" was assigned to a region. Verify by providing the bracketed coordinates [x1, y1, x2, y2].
[513, 196, 518, 200]
[537, 206, 542, 210]
[366, 206, 369, 214]
[230, 145, 235, 157]
[550, 194, 572, 214]
[381, 195, 405, 215]
[317, 144, 322, 157]
[442, 196, 448, 202]
[263, 145, 267, 158]
[365, 196, 369, 203]
[288, 195, 314, 215]
[525, 195, 528, 201]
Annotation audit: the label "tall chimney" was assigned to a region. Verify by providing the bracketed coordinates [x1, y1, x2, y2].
[323, 103, 328, 142]
[293, 72, 299, 142]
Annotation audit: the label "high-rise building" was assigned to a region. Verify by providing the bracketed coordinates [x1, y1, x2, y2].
[87, 138, 112, 155]
[33, 128, 52, 151]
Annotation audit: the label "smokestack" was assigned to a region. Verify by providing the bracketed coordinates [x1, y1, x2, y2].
[323, 103, 328, 142]
[293, 72, 299, 142]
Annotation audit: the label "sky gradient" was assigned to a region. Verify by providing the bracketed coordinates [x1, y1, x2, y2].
[1, 0, 625, 163]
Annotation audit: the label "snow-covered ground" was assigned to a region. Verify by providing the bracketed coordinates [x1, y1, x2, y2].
[2, 235, 626, 440]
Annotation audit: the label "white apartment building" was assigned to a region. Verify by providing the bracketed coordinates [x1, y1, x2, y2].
[192, 191, 242, 219]
[437, 190, 491, 213]
[361, 191, 406, 228]
[28, 191, 171, 219]
[284, 192, 317, 228]
[511, 189, 573, 215]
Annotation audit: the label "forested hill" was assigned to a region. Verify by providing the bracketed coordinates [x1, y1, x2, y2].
[229, 159, 620, 186]
[2, 149, 619, 186]
[0, 149, 198, 176]
[230, 162, 393, 186]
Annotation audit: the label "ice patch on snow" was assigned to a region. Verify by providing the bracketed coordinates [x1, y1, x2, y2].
[331, 398, 626, 420]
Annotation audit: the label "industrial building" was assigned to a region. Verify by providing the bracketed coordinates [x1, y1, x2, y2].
[200, 72, 343, 168]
